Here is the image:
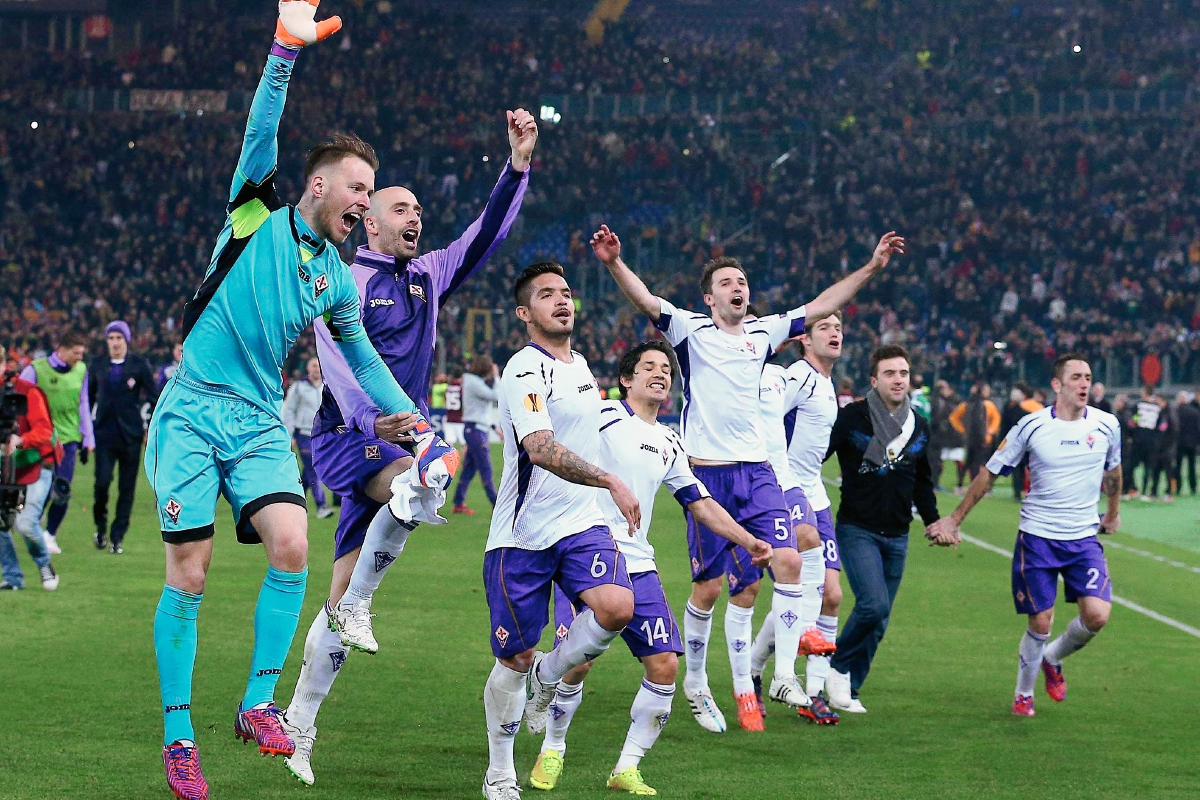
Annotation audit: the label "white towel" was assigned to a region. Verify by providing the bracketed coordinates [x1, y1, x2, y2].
[388, 462, 449, 526]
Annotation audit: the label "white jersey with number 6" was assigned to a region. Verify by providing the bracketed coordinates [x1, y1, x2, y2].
[985, 406, 1121, 541]
[596, 400, 710, 574]
[487, 343, 606, 552]
[653, 297, 805, 463]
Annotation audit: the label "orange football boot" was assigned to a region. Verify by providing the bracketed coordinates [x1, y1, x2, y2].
[797, 627, 837, 657]
[734, 691, 764, 732]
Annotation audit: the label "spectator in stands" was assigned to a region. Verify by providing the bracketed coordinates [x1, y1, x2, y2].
[1175, 392, 1200, 497]
[283, 357, 332, 520]
[949, 382, 1001, 492]
[87, 321, 158, 554]
[19, 331, 93, 554]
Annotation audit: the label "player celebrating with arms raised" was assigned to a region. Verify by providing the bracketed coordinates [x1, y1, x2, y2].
[928, 353, 1122, 716]
[592, 224, 904, 730]
[280, 108, 535, 786]
[145, 4, 457, 798]
[528, 342, 770, 795]
[481, 262, 641, 800]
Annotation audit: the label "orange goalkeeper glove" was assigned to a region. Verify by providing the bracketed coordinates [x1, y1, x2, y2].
[275, 0, 342, 49]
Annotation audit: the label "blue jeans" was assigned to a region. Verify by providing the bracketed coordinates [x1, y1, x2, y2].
[0, 467, 53, 588]
[829, 522, 909, 696]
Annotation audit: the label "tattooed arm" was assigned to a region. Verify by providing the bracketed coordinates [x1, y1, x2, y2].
[521, 430, 641, 534]
[1099, 465, 1122, 534]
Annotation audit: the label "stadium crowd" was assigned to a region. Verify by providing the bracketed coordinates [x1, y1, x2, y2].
[4, 0, 1200, 392]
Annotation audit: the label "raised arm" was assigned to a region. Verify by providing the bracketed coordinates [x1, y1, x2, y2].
[804, 232, 905, 322]
[230, 0, 343, 201]
[591, 225, 661, 322]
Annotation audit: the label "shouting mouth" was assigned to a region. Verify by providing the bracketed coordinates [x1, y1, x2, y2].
[552, 308, 571, 323]
[339, 211, 363, 236]
[402, 228, 419, 246]
[730, 296, 745, 309]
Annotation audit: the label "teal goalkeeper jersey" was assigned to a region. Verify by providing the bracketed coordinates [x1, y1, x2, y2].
[180, 50, 416, 422]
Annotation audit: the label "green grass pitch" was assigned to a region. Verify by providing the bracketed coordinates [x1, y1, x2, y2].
[2, 451, 1198, 799]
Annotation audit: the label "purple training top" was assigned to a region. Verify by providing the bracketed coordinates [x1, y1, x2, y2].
[313, 160, 528, 436]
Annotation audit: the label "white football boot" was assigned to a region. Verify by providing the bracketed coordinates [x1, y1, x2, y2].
[329, 597, 378, 654]
[683, 684, 727, 733]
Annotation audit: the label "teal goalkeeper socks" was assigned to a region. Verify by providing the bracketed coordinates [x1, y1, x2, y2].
[243, 566, 308, 708]
[154, 585, 202, 746]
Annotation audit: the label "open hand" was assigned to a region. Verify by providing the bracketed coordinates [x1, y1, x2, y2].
[869, 231, 906, 271]
[508, 109, 538, 170]
[590, 225, 622, 265]
[374, 411, 421, 443]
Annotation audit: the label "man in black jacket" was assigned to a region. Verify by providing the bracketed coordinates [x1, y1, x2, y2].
[88, 321, 159, 553]
[1175, 392, 1200, 496]
[822, 345, 947, 713]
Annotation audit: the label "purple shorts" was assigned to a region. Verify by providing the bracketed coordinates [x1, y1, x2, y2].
[687, 462, 791, 585]
[814, 507, 840, 571]
[331, 493, 383, 561]
[554, 571, 683, 658]
[1012, 532, 1112, 615]
[311, 425, 412, 498]
[483, 526, 633, 659]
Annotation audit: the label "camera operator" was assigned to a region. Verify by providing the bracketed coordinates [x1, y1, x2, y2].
[0, 344, 64, 591]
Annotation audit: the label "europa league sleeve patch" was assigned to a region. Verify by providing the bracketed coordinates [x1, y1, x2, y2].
[523, 393, 544, 413]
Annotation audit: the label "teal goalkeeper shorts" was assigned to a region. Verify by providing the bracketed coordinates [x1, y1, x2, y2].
[145, 369, 304, 544]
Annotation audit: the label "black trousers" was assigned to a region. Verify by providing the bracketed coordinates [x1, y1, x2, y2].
[1177, 446, 1197, 495]
[94, 437, 142, 544]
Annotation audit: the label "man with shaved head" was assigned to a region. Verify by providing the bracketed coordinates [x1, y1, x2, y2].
[280, 109, 536, 784]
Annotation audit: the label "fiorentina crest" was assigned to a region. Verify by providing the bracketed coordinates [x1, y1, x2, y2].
[374, 551, 396, 572]
[329, 650, 347, 672]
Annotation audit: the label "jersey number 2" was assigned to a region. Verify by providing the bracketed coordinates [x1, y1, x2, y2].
[1085, 567, 1102, 590]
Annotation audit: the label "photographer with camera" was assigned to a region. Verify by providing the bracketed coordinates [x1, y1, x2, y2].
[1, 344, 64, 591]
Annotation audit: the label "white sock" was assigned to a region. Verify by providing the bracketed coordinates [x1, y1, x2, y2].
[539, 608, 620, 684]
[485, 660, 527, 784]
[749, 610, 775, 676]
[724, 603, 754, 695]
[541, 679, 584, 755]
[1044, 617, 1098, 665]
[806, 614, 839, 696]
[799, 547, 825, 631]
[1015, 628, 1049, 697]
[770, 582, 804, 682]
[286, 604, 349, 729]
[614, 679, 675, 773]
[682, 601, 713, 692]
[341, 507, 415, 607]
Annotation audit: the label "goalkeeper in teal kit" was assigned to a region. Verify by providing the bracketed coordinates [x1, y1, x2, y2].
[146, 3, 459, 798]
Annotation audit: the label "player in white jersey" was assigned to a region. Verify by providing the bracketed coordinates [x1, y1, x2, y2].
[929, 353, 1122, 717]
[481, 261, 642, 800]
[748, 316, 842, 724]
[528, 341, 770, 795]
[592, 224, 904, 732]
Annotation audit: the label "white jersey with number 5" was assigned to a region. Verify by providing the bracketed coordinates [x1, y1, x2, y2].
[760, 363, 799, 491]
[487, 343, 606, 552]
[653, 297, 805, 463]
[783, 359, 838, 512]
[596, 400, 710, 574]
[985, 406, 1121, 541]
